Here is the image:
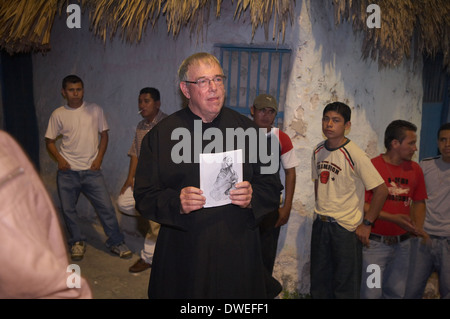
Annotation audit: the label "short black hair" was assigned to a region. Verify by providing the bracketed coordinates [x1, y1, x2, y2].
[384, 120, 417, 150]
[62, 75, 83, 89]
[438, 122, 450, 138]
[139, 87, 160, 102]
[323, 102, 351, 123]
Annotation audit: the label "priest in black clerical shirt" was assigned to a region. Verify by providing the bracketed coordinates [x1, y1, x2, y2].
[134, 52, 283, 299]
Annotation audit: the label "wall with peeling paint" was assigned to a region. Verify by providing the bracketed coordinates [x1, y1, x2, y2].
[273, 1, 423, 295]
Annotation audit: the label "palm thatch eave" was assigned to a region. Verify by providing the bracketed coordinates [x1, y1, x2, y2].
[0, 0, 449, 72]
[0, 0, 295, 54]
[332, 0, 450, 72]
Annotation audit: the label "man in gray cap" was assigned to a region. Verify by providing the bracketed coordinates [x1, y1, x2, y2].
[251, 93, 299, 298]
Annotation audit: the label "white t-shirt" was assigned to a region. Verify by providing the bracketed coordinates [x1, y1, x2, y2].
[268, 127, 300, 170]
[311, 139, 384, 231]
[45, 102, 109, 170]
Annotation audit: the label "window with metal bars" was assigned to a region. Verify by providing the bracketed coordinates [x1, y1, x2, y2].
[214, 44, 292, 128]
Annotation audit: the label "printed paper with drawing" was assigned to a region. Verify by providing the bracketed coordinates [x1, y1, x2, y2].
[199, 149, 243, 208]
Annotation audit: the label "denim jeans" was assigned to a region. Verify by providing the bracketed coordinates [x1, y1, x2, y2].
[405, 236, 450, 299]
[310, 217, 362, 299]
[360, 237, 411, 299]
[57, 169, 124, 247]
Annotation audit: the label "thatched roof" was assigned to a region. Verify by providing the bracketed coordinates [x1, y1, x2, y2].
[0, 0, 294, 53]
[333, 0, 450, 71]
[0, 0, 449, 71]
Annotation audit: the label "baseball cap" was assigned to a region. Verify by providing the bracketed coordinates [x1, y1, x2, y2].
[253, 94, 278, 112]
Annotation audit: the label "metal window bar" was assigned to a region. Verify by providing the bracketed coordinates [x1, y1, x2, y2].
[215, 44, 291, 128]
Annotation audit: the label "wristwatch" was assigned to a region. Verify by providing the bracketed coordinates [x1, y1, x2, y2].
[363, 219, 375, 227]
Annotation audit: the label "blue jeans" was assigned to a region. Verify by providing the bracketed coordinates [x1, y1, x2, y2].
[405, 236, 450, 299]
[360, 237, 411, 299]
[57, 169, 124, 247]
[310, 217, 362, 299]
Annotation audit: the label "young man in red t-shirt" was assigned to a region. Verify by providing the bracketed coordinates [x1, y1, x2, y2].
[361, 120, 427, 299]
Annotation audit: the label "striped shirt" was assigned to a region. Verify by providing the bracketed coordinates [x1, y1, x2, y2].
[128, 110, 167, 158]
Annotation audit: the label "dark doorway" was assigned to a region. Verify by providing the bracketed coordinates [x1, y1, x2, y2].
[1, 51, 40, 170]
[420, 54, 450, 160]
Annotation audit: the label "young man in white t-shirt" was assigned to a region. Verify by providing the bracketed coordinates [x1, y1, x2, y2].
[310, 102, 388, 298]
[45, 75, 131, 261]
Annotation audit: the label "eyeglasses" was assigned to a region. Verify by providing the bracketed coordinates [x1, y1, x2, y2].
[183, 75, 226, 89]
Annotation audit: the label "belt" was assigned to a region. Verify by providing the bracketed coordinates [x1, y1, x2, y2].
[317, 215, 337, 223]
[429, 234, 450, 240]
[369, 233, 412, 246]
